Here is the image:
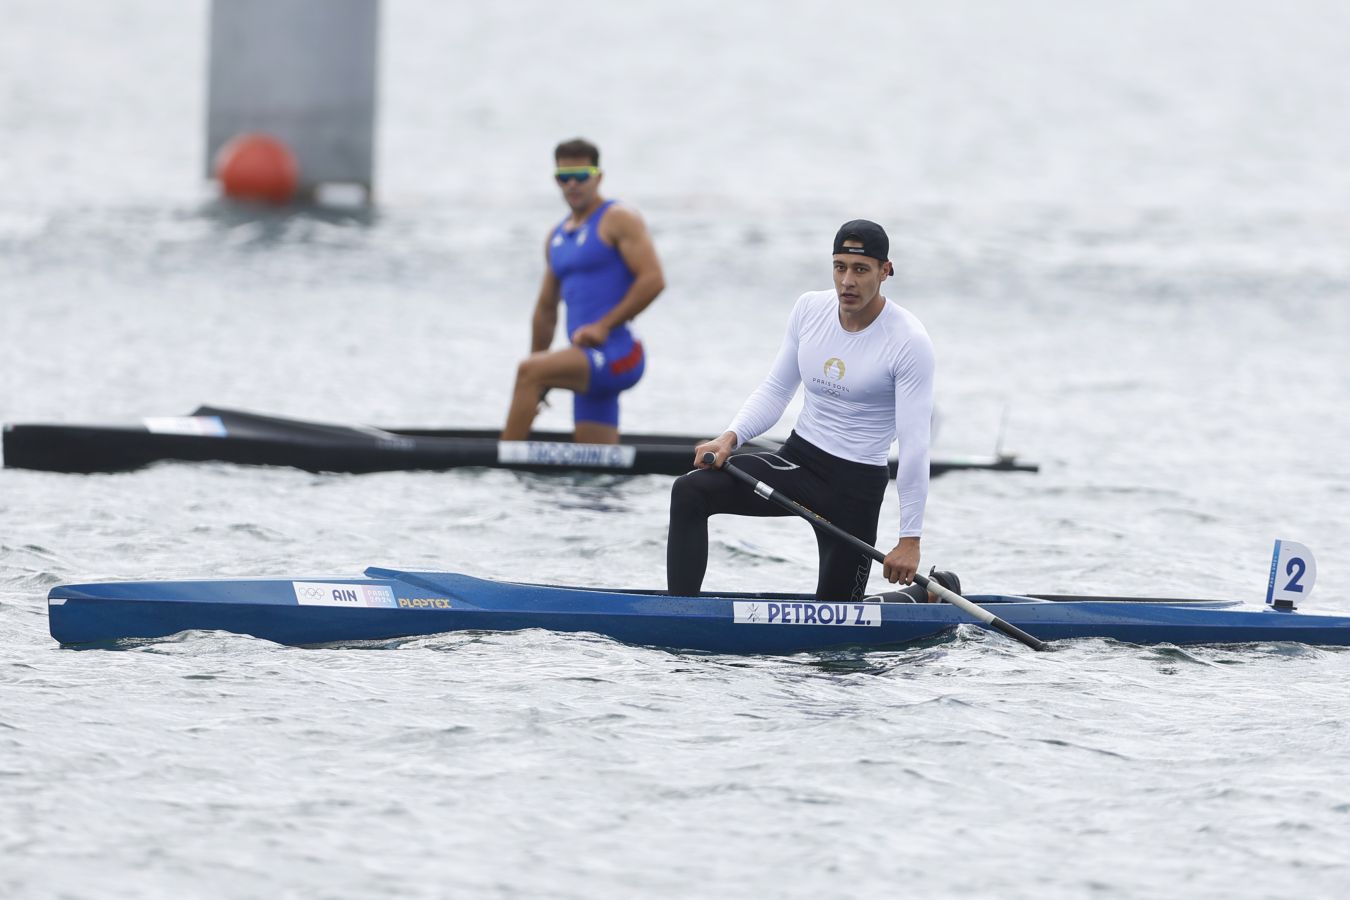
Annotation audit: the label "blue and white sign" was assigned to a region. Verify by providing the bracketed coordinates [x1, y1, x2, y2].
[1265, 540, 1316, 608]
[733, 600, 881, 627]
[292, 581, 398, 608]
[497, 440, 637, 469]
[143, 415, 227, 437]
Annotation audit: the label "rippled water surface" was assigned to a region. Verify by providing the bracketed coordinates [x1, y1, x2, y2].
[3, 2, 1350, 898]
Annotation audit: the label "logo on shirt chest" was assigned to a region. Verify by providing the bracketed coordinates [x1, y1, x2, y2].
[811, 357, 850, 397]
[552, 226, 589, 248]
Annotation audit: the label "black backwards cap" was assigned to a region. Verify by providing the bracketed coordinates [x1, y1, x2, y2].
[832, 219, 889, 263]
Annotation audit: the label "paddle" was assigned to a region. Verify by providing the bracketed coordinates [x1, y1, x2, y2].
[705, 452, 1050, 652]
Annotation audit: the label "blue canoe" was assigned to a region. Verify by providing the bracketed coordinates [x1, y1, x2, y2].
[47, 567, 1350, 652]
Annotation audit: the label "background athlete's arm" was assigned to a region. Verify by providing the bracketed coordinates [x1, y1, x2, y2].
[531, 235, 562, 353]
[572, 205, 666, 348]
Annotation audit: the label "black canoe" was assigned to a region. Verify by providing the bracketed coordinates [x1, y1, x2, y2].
[1, 406, 1039, 477]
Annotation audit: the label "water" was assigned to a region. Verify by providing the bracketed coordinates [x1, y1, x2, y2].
[3, 1, 1350, 897]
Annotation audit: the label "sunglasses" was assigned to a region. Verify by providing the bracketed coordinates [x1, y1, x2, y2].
[555, 166, 600, 184]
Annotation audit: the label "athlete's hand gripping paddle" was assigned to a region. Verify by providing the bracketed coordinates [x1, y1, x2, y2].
[705, 452, 1050, 651]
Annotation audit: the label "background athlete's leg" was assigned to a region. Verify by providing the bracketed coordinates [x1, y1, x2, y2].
[666, 452, 804, 595]
[573, 421, 619, 443]
[573, 392, 619, 444]
[502, 347, 591, 440]
[574, 341, 644, 444]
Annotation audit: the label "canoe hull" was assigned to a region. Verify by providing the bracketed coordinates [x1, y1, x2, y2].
[47, 569, 1350, 652]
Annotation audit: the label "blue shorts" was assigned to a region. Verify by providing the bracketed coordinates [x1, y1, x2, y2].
[574, 340, 645, 427]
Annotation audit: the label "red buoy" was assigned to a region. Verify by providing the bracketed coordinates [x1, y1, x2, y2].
[214, 133, 299, 204]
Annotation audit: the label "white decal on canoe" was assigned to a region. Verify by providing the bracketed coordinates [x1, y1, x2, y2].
[497, 441, 638, 469]
[292, 581, 398, 608]
[733, 600, 881, 627]
[143, 416, 228, 437]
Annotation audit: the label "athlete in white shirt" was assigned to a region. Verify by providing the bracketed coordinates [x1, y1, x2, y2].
[667, 220, 935, 601]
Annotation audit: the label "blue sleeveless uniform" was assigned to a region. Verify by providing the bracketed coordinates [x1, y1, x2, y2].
[548, 199, 646, 427]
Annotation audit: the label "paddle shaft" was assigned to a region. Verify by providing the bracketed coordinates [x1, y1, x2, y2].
[707, 453, 1050, 651]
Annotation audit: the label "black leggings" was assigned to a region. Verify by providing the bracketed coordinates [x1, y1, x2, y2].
[667, 432, 889, 602]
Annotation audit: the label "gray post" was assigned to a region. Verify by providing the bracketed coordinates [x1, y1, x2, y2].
[206, 0, 379, 202]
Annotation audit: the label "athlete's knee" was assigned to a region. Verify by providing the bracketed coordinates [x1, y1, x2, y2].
[515, 355, 544, 385]
[669, 471, 711, 521]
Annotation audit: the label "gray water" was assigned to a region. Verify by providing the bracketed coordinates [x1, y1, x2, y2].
[3, 1, 1350, 897]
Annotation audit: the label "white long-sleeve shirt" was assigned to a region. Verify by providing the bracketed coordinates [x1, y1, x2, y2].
[726, 290, 935, 538]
